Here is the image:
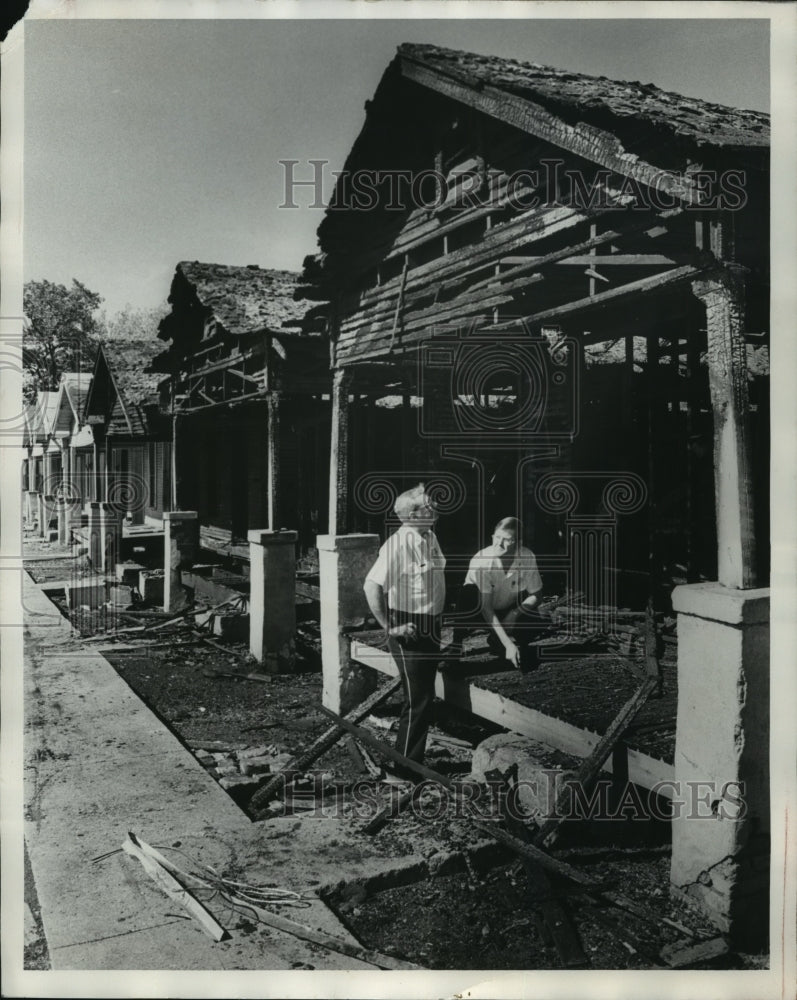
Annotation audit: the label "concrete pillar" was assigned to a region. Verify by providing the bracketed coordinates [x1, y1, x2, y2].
[163, 510, 198, 612]
[37, 492, 46, 538]
[248, 529, 297, 672]
[56, 497, 69, 545]
[86, 501, 122, 573]
[670, 582, 770, 948]
[317, 533, 380, 715]
[24, 488, 35, 524]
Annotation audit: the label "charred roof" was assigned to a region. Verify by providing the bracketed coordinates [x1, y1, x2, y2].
[159, 262, 311, 343]
[398, 43, 769, 151]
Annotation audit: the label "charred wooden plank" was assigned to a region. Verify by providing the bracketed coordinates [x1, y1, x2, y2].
[533, 676, 659, 849]
[250, 677, 401, 814]
[487, 766, 588, 969]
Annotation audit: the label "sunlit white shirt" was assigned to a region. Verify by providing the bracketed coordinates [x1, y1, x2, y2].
[464, 544, 542, 612]
[366, 525, 446, 615]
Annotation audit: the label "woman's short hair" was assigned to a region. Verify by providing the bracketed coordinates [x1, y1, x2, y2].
[493, 516, 521, 535]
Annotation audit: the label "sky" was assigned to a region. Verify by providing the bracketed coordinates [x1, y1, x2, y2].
[23, 13, 771, 316]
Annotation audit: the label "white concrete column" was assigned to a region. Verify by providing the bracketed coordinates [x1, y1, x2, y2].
[163, 510, 198, 612]
[248, 528, 297, 672]
[670, 581, 770, 948]
[56, 497, 69, 545]
[25, 488, 37, 525]
[37, 492, 46, 538]
[317, 533, 380, 715]
[85, 501, 122, 573]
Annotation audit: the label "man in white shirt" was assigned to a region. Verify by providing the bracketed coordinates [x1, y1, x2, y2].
[463, 516, 543, 671]
[364, 484, 446, 769]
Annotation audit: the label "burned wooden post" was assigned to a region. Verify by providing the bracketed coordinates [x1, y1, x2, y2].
[266, 389, 281, 532]
[328, 368, 351, 536]
[691, 267, 756, 589]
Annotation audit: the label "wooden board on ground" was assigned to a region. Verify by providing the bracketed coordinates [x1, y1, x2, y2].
[533, 676, 659, 849]
[250, 677, 402, 814]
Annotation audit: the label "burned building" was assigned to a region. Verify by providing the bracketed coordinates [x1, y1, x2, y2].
[297, 43, 769, 602]
[297, 44, 771, 945]
[153, 262, 330, 555]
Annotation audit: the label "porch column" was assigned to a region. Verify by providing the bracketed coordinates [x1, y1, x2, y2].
[29, 492, 41, 533]
[248, 528, 296, 672]
[328, 369, 351, 535]
[317, 533, 380, 715]
[85, 501, 122, 572]
[266, 390, 281, 531]
[56, 497, 69, 545]
[671, 267, 767, 947]
[691, 268, 756, 589]
[162, 510, 198, 612]
[38, 491, 48, 538]
[670, 583, 770, 947]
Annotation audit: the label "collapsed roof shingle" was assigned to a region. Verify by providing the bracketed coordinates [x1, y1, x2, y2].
[166, 262, 311, 339]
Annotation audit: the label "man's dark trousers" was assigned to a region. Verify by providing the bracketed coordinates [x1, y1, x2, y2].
[386, 610, 442, 769]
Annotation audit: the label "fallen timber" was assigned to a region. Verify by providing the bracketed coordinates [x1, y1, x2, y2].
[532, 675, 659, 850]
[250, 677, 402, 815]
[348, 638, 675, 793]
[487, 765, 588, 969]
[318, 707, 697, 944]
[121, 833, 417, 970]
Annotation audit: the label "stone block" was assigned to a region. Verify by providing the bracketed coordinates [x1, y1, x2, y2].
[139, 569, 164, 606]
[219, 775, 260, 791]
[107, 584, 133, 609]
[116, 562, 145, 586]
[470, 733, 579, 821]
[66, 580, 107, 610]
[238, 757, 274, 777]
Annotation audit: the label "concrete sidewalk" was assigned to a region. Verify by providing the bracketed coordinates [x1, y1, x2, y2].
[21, 572, 458, 972]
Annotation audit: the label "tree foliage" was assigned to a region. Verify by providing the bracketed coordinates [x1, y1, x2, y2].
[101, 302, 169, 344]
[23, 279, 103, 401]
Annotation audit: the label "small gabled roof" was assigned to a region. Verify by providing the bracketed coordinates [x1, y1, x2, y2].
[29, 390, 60, 442]
[84, 342, 167, 439]
[53, 372, 92, 434]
